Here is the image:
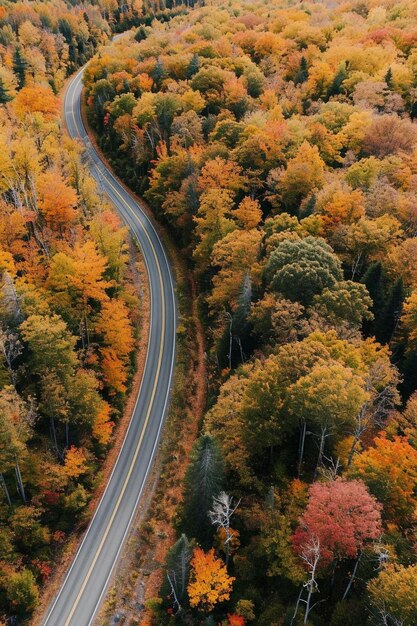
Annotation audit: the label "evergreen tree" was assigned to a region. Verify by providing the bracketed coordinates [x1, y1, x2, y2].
[180, 435, 224, 545]
[187, 53, 200, 79]
[162, 534, 192, 608]
[327, 62, 348, 98]
[0, 78, 11, 104]
[361, 262, 385, 337]
[13, 47, 26, 89]
[385, 67, 393, 88]
[134, 26, 149, 42]
[151, 58, 165, 90]
[300, 193, 316, 218]
[294, 56, 308, 85]
[232, 273, 253, 363]
[379, 278, 406, 345]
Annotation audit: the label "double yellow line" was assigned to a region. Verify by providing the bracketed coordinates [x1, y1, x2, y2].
[56, 69, 170, 626]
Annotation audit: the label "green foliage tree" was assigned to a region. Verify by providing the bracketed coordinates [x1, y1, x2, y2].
[5, 568, 39, 615]
[180, 435, 224, 545]
[379, 278, 405, 345]
[12, 47, 27, 89]
[361, 261, 385, 336]
[0, 77, 12, 104]
[162, 534, 193, 610]
[266, 236, 343, 305]
[312, 280, 373, 329]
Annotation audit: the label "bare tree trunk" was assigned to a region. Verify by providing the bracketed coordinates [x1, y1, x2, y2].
[298, 420, 307, 477]
[314, 426, 327, 478]
[227, 313, 232, 370]
[84, 313, 90, 347]
[290, 587, 303, 626]
[237, 337, 245, 364]
[304, 586, 313, 625]
[0, 473, 11, 506]
[343, 552, 362, 600]
[167, 572, 182, 614]
[15, 459, 26, 503]
[50, 417, 61, 460]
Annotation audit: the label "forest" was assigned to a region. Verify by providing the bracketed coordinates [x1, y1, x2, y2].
[80, 0, 417, 625]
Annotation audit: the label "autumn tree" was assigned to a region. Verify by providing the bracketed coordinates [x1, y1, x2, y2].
[12, 85, 60, 120]
[37, 171, 78, 231]
[193, 189, 236, 272]
[48, 241, 111, 340]
[350, 434, 417, 522]
[94, 298, 134, 359]
[5, 568, 39, 615]
[63, 446, 88, 480]
[20, 313, 77, 376]
[288, 362, 368, 472]
[268, 142, 325, 213]
[92, 402, 114, 446]
[363, 114, 417, 157]
[292, 479, 381, 571]
[187, 547, 234, 612]
[208, 229, 261, 313]
[368, 564, 417, 626]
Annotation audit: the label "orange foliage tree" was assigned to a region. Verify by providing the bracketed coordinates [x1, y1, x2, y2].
[63, 446, 88, 479]
[187, 547, 235, 612]
[92, 402, 115, 446]
[37, 171, 78, 230]
[351, 434, 417, 522]
[12, 86, 60, 120]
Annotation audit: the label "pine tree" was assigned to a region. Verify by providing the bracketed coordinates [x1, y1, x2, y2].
[326, 62, 348, 98]
[162, 534, 193, 609]
[134, 26, 148, 42]
[180, 435, 224, 545]
[232, 273, 252, 364]
[385, 67, 393, 88]
[378, 278, 405, 345]
[0, 78, 11, 104]
[13, 47, 26, 89]
[294, 56, 308, 85]
[187, 53, 200, 79]
[151, 58, 165, 90]
[361, 262, 385, 337]
[300, 193, 316, 218]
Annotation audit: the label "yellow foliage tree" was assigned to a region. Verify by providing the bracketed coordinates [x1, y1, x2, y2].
[187, 547, 234, 612]
[94, 299, 134, 361]
[63, 446, 88, 479]
[37, 170, 78, 230]
[92, 402, 114, 446]
[100, 347, 128, 394]
[12, 85, 60, 120]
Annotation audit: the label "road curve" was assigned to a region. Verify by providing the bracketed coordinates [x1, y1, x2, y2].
[42, 67, 176, 625]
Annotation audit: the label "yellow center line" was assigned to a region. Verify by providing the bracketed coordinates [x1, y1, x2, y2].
[62, 71, 168, 626]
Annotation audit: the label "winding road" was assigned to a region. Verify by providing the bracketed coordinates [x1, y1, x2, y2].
[42, 66, 176, 625]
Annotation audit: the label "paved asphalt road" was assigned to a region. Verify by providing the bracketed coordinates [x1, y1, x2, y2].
[42, 66, 176, 626]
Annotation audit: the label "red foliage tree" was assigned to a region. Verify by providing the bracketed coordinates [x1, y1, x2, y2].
[292, 478, 382, 569]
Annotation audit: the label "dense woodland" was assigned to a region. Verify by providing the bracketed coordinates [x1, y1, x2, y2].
[82, 1, 417, 625]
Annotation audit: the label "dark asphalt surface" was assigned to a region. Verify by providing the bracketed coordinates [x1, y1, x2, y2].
[42, 66, 176, 626]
